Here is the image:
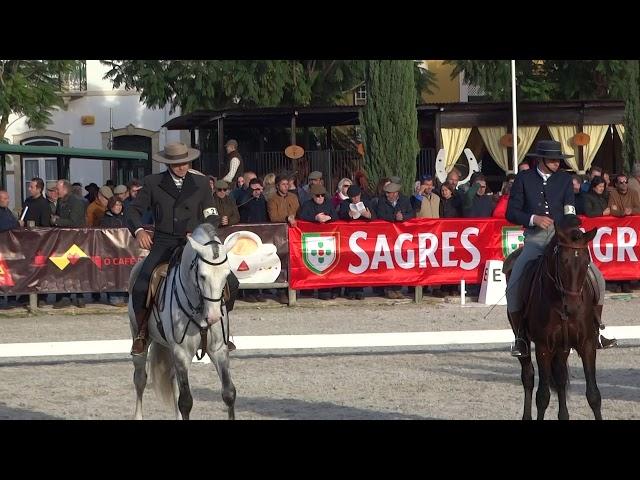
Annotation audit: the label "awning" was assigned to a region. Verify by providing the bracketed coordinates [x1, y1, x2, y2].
[0, 143, 148, 161]
[163, 105, 363, 130]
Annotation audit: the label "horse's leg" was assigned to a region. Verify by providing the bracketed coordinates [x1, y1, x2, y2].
[209, 345, 236, 420]
[173, 349, 194, 420]
[518, 353, 535, 420]
[579, 341, 602, 420]
[551, 350, 570, 420]
[535, 348, 552, 420]
[172, 374, 182, 420]
[132, 354, 147, 420]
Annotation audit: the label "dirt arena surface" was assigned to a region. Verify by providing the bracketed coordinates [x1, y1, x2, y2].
[1, 293, 639, 420]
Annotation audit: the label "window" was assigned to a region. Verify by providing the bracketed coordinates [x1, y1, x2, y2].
[21, 137, 61, 199]
[354, 85, 367, 105]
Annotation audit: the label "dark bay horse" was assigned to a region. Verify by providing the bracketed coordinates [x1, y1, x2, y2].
[507, 224, 603, 420]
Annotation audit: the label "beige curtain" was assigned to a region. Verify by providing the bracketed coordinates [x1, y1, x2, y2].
[582, 125, 609, 173]
[441, 128, 472, 173]
[478, 126, 509, 172]
[547, 125, 579, 172]
[615, 124, 625, 142]
[516, 126, 541, 164]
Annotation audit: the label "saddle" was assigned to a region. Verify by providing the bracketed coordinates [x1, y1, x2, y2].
[146, 263, 168, 309]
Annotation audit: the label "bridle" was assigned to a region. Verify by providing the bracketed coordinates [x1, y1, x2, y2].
[546, 241, 591, 299]
[169, 238, 231, 358]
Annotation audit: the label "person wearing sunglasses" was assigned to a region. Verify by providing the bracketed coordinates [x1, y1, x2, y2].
[238, 178, 268, 223]
[211, 179, 240, 228]
[299, 183, 338, 300]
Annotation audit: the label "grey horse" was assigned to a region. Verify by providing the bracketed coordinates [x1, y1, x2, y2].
[128, 223, 236, 420]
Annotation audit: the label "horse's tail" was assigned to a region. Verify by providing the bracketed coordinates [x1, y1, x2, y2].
[148, 342, 175, 406]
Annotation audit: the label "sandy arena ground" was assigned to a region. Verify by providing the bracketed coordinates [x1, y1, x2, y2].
[0, 292, 638, 420]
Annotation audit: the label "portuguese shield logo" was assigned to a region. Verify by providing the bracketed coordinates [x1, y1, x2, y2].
[502, 226, 525, 258]
[302, 233, 340, 275]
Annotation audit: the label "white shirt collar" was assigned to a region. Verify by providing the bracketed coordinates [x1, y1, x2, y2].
[536, 167, 552, 182]
[169, 169, 185, 186]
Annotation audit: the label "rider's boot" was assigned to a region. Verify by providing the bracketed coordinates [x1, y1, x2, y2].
[508, 310, 530, 357]
[593, 304, 617, 349]
[131, 308, 151, 356]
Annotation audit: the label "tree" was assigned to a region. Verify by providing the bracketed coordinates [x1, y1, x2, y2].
[0, 60, 79, 140]
[101, 60, 436, 114]
[360, 60, 419, 194]
[622, 60, 640, 174]
[102, 60, 365, 113]
[446, 60, 629, 101]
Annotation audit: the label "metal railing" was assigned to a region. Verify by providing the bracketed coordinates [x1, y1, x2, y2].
[209, 148, 436, 191]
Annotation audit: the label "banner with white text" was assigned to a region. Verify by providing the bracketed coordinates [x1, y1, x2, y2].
[289, 217, 640, 289]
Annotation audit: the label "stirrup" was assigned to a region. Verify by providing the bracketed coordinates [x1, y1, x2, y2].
[227, 340, 236, 352]
[510, 338, 530, 357]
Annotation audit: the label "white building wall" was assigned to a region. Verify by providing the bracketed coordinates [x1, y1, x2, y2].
[4, 60, 184, 209]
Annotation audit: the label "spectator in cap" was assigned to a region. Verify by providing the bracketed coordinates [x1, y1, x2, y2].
[86, 185, 113, 227]
[299, 184, 337, 224]
[297, 170, 323, 205]
[113, 184, 128, 202]
[332, 177, 353, 210]
[338, 185, 376, 222]
[338, 184, 376, 300]
[375, 181, 414, 300]
[222, 139, 244, 185]
[299, 183, 338, 300]
[47, 181, 59, 215]
[211, 179, 240, 228]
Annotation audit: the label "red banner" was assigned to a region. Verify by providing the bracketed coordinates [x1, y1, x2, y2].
[289, 216, 640, 289]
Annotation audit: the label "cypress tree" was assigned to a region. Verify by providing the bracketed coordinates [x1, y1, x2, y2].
[360, 60, 419, 194]
[623, 60, 640, 174]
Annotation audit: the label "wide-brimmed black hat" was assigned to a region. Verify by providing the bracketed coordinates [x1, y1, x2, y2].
[526, 140, 573, 160]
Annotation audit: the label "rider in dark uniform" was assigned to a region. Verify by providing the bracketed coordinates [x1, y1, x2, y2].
[125, 142, 238, 356]
[506, 140, 616, 357]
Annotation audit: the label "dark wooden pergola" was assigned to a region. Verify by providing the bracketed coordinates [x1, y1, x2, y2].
[163, 101, 626, 177]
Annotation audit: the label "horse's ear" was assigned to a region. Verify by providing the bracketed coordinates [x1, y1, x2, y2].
[582, 227, 598, 243]
[187, 236, 205, 255]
